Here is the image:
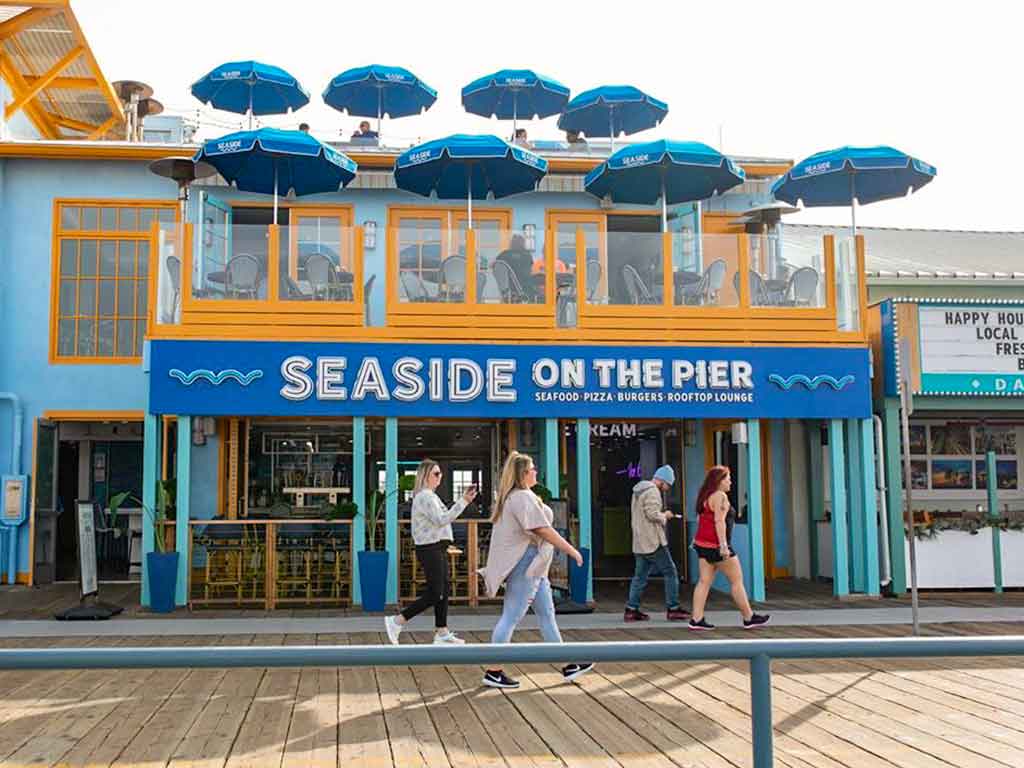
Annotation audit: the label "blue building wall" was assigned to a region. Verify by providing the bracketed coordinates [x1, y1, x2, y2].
[771, 420, 791, 572]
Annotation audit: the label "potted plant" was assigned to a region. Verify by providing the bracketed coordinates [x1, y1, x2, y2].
[357, 475, 414, 612]
[109, 483, 177, 613]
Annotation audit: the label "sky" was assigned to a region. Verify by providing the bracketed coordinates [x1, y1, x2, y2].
[73, 0, 1019, 231]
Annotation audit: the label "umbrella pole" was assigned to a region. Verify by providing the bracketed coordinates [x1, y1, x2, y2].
[513, 93, 518, 135]
[248, 86, 253, 131]
[273, 164, 278, 225]
[661, 176, 667, 233]
[378, 87, 383, 138]
[467, 169, 473, 229]
[849, 173, 857, 238]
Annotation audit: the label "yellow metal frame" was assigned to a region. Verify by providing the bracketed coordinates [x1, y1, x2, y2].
[48, 199, 176, 364]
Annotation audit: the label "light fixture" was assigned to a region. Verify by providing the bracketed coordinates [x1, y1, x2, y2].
[523, 223, 536, 251]
[363, 220, 377, 249]
[683, 420, 697, 447]
[731, 422, 748, 445]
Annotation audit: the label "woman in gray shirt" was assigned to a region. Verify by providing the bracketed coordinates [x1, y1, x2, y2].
[385, 459, 477, 645]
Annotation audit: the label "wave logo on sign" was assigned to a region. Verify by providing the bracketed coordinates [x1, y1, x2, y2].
[768, 373, 855, 391]
[169, 368, 264, 387]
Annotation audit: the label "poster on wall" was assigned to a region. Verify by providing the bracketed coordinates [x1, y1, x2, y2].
[919, 306, 1024, 395]
[76, 501, 98, 597]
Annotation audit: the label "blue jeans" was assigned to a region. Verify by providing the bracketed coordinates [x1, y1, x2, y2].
[626, 545, 681, 611]
[491, 547, 562, 644]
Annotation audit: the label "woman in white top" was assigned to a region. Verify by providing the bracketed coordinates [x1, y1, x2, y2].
[478, 451, 593, 689]
[385, 459, 477, 645]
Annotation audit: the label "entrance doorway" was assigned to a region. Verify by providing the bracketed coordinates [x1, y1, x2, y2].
[704, 420, 779, 578]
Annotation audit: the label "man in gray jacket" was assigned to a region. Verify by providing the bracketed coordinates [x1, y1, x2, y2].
[624, 465, 689, 622]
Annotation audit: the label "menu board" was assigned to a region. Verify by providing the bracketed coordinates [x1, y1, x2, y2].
[76, 502, 98, 597]
[2, 477, 25, 524]
[919, 306, 1024, 395]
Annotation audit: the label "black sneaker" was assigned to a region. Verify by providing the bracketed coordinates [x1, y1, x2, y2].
[688, 618, 715, 631]
[743, 613, 770, 629]
[562, 663, 594, 683]
[482, 670, 519, 689]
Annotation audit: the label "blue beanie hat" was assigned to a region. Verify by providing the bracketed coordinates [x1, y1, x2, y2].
[653, 465, 675, 486]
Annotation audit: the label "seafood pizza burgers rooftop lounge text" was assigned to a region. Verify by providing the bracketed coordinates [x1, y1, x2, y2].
[279, 355, 755, 403]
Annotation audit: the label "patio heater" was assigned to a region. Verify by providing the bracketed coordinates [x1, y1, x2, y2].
[112, 80, 164, 142]
[738, 201, 799, 280]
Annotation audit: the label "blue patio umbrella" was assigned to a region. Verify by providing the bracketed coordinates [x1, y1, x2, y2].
[191, 61, 310, 128]
[323, 64, 436, 135]
[585, 140, 745, 230]
[193, 127, 357, 223]
[557, 85, 668, 149]
[771, 145, 936, 234]
[394, 134, 547, 227]
[461, 69, 570, 132]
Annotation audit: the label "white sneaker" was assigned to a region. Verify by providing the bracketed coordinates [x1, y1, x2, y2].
[433, 630, 465, 645]
[384, 615, 402, 646]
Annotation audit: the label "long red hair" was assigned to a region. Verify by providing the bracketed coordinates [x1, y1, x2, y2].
[696, 465, 730, 517]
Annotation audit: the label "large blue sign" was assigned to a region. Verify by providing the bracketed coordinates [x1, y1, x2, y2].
[149, 340, 871, 419]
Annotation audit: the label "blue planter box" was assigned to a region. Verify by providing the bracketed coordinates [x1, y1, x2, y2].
[569, 546, 590, 604]
[358, 550, 389, 612]
[147, 551, 179, 613]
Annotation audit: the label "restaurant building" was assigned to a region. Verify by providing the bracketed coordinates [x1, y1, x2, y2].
[0, 4, 880, 609]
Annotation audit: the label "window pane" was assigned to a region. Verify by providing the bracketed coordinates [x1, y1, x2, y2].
[930, 424, 970, 455]
[78, 279, 96, 314]
[61, 206, 80, 230]
[100, 241, 117, 276]
[139, 208, 155, 232]
[135, 282, 148, 315]
[57, 320, 75, 356]
[137, 241, 149, 276]
[976, 459, 1018, 490]
[116, 319, 134, 356]
[978, 426, 1016, 456]
[77, 319, 96, 356]
[118, 241, 136, 277]
[59, 240, 78, 276]
[157, 208, 175, 225]
[97, 319, 115, 356]
[135, 320, 146, 356]
[931, 459, 972, 489]
[119, 208, 138, 231]
[904, 460, 928, 489]
[59, 280, 76, 315]
[908, 425, 927, 455]
[100, 207, 116, 231]
[82, 207, 99, 231]
[117, 281, 134, 316]
[80, 241, 97, 276]
[98, 279, 116, 316]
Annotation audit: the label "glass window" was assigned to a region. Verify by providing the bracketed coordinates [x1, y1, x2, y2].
[905, 421, 1020, 492]
[53, 202, 171, 360]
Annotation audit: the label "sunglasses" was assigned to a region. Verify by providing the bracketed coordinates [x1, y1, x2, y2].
[430, 469, 442, 477]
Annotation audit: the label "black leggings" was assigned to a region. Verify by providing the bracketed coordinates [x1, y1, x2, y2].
[400, 541, 450, 628]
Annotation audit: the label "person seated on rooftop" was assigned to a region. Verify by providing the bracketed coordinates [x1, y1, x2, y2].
[565, 129, 586, 146]
[495, 234, 537, 301]
[512, 128, 531, 148]
[298, 122, 310, 133]
[350, 120, 379, 143]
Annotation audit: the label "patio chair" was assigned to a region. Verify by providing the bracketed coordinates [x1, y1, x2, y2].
[363, 274, 376, 324]
[621, 264, 658, 305]
[493, 259, 529, 303]
[733, 270, 773, 306]
[440, 255, 467, 300]
[683, 259, 727, 306]
[225, 254, 261, 299]
[788, 267, 820, 306]
[399, 270, 431, 302]
[164, 255, 180, 323]
[304, 253, 333, 300]
[585, 260, 602, 301]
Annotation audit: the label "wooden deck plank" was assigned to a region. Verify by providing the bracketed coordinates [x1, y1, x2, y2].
[338, 632, 395, 768]
[279, 633, 340, 768]
[376, 652, 452, 768]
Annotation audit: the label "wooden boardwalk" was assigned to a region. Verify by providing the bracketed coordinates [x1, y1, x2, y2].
[1, 623, 1023, 767]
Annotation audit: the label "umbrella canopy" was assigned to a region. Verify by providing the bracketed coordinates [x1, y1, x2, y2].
[557, 85, 667, 145]
[461, 69, 570, 129]
[772, 145, 936, 233]
[191, 61, 309, 120]
[394, 134, 547, 226]
[323, 64, 437, 123]
[193, 128, 357, 221]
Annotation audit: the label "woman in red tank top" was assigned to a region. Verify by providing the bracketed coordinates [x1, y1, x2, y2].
[688, 465, 769, 631]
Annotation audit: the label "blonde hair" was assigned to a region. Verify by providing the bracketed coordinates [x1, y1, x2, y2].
[491, 451, 535, 523]
[413, 458, 440, 496]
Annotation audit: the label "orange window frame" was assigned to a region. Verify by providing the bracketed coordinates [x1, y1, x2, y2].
[286, 206, 360, 304]
[49, 199, 176, 364]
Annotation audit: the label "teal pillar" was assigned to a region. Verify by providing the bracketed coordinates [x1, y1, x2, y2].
[882, 399, 906, 593]
[808, 422, 823, 581]
[544, 418, 559, 496]
[385, 417, 398, 605]
[859, 418, 880, 596]
[746, 419, 765, 602]
[987, 451, 1003, 594]
[175, 416, 191, 606]
[351, 417, 365, 605]
[576, 418, 592, 603]
[141, 412, 160, 607]
[846, 419, 866, 593]
[828, 419, 849, 597]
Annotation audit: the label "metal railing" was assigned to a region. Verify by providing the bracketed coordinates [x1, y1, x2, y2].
[2, 636, 1022, 767]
